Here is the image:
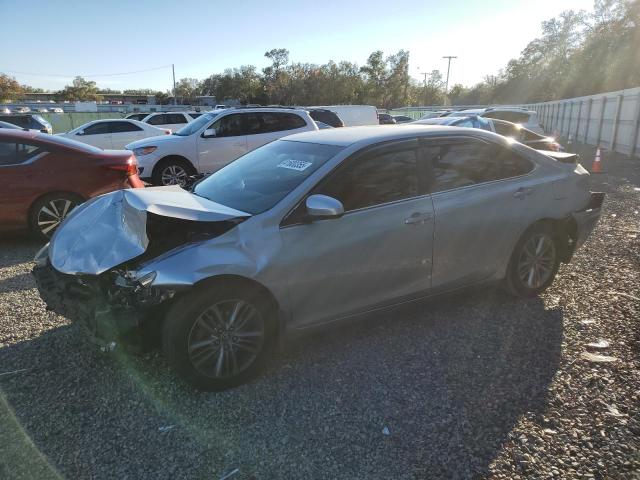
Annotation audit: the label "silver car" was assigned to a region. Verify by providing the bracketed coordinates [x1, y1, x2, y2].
[33, 126, 604, 390]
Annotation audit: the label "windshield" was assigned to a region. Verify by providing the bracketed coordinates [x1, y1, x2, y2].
[194, 139, 343, 214]
[173, 112, 219, 136]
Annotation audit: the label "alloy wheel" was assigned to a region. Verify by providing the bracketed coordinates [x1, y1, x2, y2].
[161, 164, 189, 186]
[187, 299, 265, 379]
[37, 198, 77, 237]
[517, 233, 556, 289]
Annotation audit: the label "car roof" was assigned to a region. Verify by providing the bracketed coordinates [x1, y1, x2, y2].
[414, 116, 476, 125]
[284, 124, 484, 147]
[0, 129, 103, 154]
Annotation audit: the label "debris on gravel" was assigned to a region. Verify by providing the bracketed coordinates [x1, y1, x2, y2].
[1, 154, 638, 479]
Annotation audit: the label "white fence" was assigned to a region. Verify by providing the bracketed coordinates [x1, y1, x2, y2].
[523, 87, 640, 157]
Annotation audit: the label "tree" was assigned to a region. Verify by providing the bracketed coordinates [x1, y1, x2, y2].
[263, 48, 290, 104]
[0, 74, 24, 101]
[174, 78, 201, 104]
[55, 77, 102, 101]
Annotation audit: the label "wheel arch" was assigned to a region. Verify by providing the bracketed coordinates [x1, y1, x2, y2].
[28, 190, 86, 218]
[188, 274, 286, 339]
[152, 154, 196, 177]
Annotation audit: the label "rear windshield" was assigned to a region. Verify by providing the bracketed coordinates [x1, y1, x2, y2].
[194, 140, 343, 214]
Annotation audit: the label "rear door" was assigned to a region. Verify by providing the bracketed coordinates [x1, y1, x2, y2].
[0, 140, 47, 229]
[280, 139, 435, 327]
[108, 120, 146, 148]
[424, 136, 540, 292]
[196, 113, 247, 172]
[245, 112, 310, 151]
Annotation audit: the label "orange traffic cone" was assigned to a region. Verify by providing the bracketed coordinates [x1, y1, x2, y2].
[591, 148, 602, 173]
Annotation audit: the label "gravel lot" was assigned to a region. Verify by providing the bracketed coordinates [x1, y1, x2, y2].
[1, 148, 638, 480]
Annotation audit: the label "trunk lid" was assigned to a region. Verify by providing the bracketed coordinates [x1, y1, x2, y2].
[49, 186, 250, 275]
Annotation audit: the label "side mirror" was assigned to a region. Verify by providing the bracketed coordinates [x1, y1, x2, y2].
[76, 130, 84, 136]
[202, 128, 216, 138]
[306, 194, 344, 220]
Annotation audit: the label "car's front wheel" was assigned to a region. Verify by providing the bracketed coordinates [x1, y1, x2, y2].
[29, 192, 83, 241]
[152, 157, 195, 187]
[162, 282, 276, 391]
[505, 223, 560, 297]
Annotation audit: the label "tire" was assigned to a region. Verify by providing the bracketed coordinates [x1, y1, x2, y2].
[162, 281, 277, 391]
[151, 157, 195, 187]
[29, 192, 83, 241]
[505, 223, 561, 298]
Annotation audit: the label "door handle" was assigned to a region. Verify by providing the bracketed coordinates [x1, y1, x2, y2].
[513, 187, 533, 199]
[404, 212, 433, 225]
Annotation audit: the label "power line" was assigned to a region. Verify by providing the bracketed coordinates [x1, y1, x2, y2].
[4, 65, 173, 78]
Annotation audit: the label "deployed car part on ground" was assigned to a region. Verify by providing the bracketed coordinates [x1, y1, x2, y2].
[34, 126, 603, 391]
[0, 129, 144, 239]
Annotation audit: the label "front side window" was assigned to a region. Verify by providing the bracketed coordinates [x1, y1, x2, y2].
[146, 114, 167, 125]
[0, 141, 43, 166]
[425, 139, 534, 193]
[194, 140, 343, 214]
[211, 114, 244, 137]
[82, 122, 110, 135]
[316, 145, 420, 212]
[174, 112, 219, 136]
[109, 121, 143, 133]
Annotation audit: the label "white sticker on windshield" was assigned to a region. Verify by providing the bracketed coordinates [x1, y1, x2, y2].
[277, 159, 312, 171]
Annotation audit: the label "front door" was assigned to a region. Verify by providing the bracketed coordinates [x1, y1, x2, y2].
[197, 113, 248, 173]
[280, 139, 434, 328]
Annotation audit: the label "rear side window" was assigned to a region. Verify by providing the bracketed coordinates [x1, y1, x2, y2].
[258, 112, 307, 133]
[483, 111, 529, 123]
[166, 113, 188, 124]
[109, 121, 143, 133]
[82, 123, 110, 135]
[189, 113, 202, 119]
[0, 141, 43, 166]
[316, 145, 420, 211]
[425, 139, 534, 193]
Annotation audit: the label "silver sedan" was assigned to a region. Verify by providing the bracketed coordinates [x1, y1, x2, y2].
[34, 125, 603, 390]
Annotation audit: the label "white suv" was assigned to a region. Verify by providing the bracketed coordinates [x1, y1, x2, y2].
[127, 108, 318, 185]
[141, 112, 201, 132]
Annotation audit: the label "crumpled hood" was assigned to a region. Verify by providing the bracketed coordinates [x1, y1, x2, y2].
[49, 186, 250, 275]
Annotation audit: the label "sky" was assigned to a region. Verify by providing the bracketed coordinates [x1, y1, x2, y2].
[0, 0, 593, 92]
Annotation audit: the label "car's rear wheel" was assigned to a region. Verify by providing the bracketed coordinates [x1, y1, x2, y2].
[505, 223, 560, 297]
[162, 282, 276, 391]
[152, 157, 195, 187]
[29, 192, 83, 241]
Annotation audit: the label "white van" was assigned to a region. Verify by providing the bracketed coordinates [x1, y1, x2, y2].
[308, 105, 378, 126]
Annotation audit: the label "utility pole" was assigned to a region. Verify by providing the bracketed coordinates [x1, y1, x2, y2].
[172, 64, 176, 105]
[442, 56, 457, 105]
[419, 71, 429, 107]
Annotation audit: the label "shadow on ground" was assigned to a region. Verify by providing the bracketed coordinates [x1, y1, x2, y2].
[0, 287, 563, 479]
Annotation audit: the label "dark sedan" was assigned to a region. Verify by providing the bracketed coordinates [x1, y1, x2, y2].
[0, 130, 144, 239]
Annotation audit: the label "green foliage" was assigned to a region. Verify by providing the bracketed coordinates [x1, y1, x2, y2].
[54, 77, 102, 102]
[0, 74, 24, 102]
[452, 0, 639, 104]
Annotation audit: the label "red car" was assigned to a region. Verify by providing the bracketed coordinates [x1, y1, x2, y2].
[0, 130, 144, 239]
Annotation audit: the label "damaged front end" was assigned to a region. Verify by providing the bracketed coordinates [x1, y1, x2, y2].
[33, 186, 250, 351]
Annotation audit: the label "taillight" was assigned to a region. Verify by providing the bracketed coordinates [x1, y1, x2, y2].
[164, 129, 172, 135]
[104, 156, 138, 176]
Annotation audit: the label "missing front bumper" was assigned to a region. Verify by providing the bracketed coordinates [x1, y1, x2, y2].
[33, 262, 166, 351]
